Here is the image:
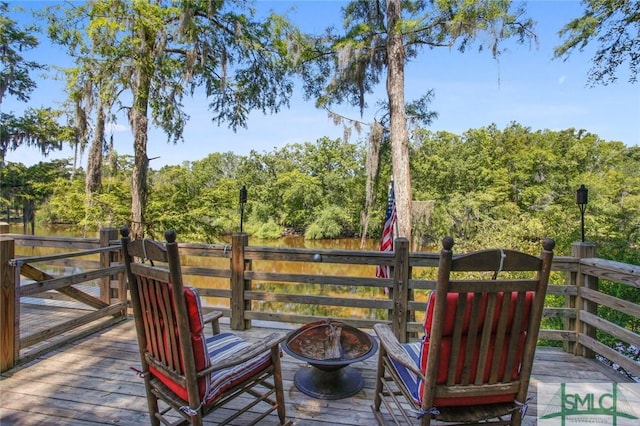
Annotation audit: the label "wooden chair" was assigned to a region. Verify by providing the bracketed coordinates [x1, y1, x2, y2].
[120, 227, 290, 426]
[372, 236, 555, 426]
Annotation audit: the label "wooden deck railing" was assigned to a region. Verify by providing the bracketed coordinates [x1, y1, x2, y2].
[0, 227, 127, 371]
[1, 227, 638, 380]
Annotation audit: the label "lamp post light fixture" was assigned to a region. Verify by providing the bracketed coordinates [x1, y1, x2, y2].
[239, 185, 248, 233]
[576, 184, 588, 242]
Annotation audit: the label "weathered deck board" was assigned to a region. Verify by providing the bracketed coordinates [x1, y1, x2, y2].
[1, 318, 632, 425]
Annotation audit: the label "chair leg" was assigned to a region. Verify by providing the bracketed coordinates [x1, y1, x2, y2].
[511, 408, 523, 426]
[191, 412, 204, 426]
[373, 345, 386, 412]
[143, 377, 161, 426]
[420, 413, 432, 426]
[271, 347, 288, 425]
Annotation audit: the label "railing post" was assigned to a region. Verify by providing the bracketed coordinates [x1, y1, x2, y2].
[391, 238, 410, 343]
[0, 222, 9, 234]
[231, 233, 250, 330]
[571, 241, 597, 358]
[100, 228, 119, 305]
[1, 236, 17, 372]
[564, 254, 577, 354]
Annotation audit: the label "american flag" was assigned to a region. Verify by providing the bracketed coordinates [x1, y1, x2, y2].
[376, 182, 397, 279]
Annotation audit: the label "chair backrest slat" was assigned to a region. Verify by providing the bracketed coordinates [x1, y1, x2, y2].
[460, 293, 483, 384]
[476, 292, 498, 385]
[159, 283, 180, 372]
[156, 280, 178, 371]
[138, 277, 160, 363]
[503, 291, 526, 382]
[489, 294, 512, 384]
[446, 294, 465, 384]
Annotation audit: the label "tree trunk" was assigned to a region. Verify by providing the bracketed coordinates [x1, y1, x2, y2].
[130, 70, 151, 240]
[386, 0, 412, 242]
[85, 105, 104, 195]
[71, 142, 79, 180]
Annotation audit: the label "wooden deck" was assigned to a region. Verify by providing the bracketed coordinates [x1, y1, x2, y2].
[0, 317, 633, 426]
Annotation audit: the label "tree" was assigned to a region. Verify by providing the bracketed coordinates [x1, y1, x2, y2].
[44, 0, 297, 239]
[296, 0, 536, 243]
[59, 61, 119, 195]
[0, 2, 42, 105]
[554, 0, 640, 85]
[0, 2, 69, 164]
[0, 159, 72, 228]
[146, 153, 243, 242]
[0, 108, 69, 163]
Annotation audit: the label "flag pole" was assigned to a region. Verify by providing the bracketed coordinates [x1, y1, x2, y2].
[391, 180, 398, 240]
[376, 178, 397, 286]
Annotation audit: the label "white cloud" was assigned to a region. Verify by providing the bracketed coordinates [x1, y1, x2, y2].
[106, 123, 129, 133]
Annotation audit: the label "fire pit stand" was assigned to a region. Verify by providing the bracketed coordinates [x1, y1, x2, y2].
[283, 319, 378, 400]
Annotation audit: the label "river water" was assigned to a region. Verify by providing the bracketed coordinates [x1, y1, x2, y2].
[7, 223, 381, 251]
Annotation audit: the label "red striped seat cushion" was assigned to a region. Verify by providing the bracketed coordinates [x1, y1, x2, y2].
[148, 287, 273, 404]
[151, 332, 273, 404]
[410, 291, 533, 406]
[422, 291, 533, 339]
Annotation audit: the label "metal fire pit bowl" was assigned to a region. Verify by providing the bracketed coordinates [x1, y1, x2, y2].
[283, 319, 378, 400]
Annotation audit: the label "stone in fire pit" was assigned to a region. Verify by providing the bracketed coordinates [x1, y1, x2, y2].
[283, 319, 378, 399]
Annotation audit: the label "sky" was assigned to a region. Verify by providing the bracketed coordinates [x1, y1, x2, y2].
[4, 0, 640, 169]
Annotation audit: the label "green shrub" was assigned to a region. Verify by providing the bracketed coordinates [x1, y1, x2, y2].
[251, 220, 283, 239]
[305, 205, 348, 239]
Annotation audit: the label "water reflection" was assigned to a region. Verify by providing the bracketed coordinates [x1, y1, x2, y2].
[8, 223, 102, 238]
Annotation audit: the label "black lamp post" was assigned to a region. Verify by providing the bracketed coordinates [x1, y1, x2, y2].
[239, 185, 247, 233]
[576, 184, 588, 242]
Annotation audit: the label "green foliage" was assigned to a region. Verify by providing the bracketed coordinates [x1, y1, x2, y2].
[305, 205, 351, 240]
[278, 170, 323, 230]
[11, 123, 640, 260]
[234, 138, 368, 236]
[0, 2, 43, 103]
[251, 220, 283, 240]
[80, 175, 131, 231]
[410, 124, 640, 256]
[0, 160, 72, 219]
[554, 0, 640, 85]
[0, 3, 69, 163]
[38, 177, 86, 224]
[32, 154, 131, 232]
[145, 154, 242, 242]
[1, 108, 69, 162]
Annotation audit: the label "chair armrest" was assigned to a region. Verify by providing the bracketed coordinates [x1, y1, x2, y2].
[374, 323, 425, 380]
[198, 332, 287, 376]
[202, 310, 223, 334]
